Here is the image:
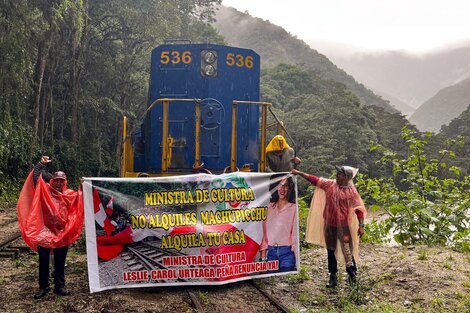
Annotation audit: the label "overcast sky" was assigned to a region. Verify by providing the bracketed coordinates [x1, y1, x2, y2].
[221, 0, 470, 55]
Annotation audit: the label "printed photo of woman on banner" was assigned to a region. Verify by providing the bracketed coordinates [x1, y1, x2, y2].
[260, 174, 298, 272]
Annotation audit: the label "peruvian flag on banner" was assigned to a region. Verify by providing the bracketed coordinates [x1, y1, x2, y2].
[93, 189, 116, 236]
[93, 189, 134, 260]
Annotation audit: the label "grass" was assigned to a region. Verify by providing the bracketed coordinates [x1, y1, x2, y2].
[442, 262, 453, 270]
[292, 245, 470, 312]
[298, 291, 312, 305]
[287, 265, 311, 285]
[197, 290, 209, 305]
[429, 296, 444, 308]
[453, 291, 470, 311]
[370, 272, 396, 285]
[297, 299, 434, 313]
[14, 255, 30, 268]
[465, 254, 470, 263]
[417, 249, 428, 260]
[345, 276, 374, 306]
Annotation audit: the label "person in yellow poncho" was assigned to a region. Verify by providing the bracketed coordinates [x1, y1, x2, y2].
[266, 135, 301, 172]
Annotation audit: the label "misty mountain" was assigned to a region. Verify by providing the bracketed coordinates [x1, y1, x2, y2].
[369, 87, 415, 117]
[409, 77, 470, 132]
[214, 6, 395, 113]
[329, 45, 470, 109]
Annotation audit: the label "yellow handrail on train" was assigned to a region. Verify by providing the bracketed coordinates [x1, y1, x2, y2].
[231, 101, 272, 173]
[120, 98, 201, 177]
[120, 116, 134, 177]
[121, 98, 284, 176]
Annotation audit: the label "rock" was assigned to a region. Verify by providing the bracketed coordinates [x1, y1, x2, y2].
[404, 300, 412, 306]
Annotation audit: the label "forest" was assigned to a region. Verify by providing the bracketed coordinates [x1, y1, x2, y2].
[1, 1, 469, 249]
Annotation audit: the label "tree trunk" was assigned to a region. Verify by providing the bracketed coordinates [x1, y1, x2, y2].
[70, 5, 89, 145]
[32, 29, 52, 138]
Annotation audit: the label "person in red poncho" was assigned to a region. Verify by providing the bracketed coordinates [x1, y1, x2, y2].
[17, 156, 83, 299]
[292, 166, 366, 288]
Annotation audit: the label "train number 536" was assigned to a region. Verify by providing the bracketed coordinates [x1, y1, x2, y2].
[160, 51, 192, 65]
[226, 53, 254, 69]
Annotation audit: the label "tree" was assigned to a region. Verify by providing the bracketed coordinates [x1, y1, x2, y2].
[356, 126, 470, 249]
[0, 0, 224, 186]
[261, 64, 378, 193]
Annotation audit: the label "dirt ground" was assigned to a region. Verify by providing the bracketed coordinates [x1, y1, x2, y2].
[1, 208, 469, 313]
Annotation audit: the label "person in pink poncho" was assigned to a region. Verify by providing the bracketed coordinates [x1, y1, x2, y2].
[17, 156, 83, 299]
[292, 166, 366, 287]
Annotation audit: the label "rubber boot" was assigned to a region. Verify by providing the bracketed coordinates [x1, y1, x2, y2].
[346, 266, 357, 286]
[326, 273, 337, 288]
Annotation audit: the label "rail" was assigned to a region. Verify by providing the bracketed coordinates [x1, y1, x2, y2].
[121, 98, 287, 176]
[120, 98, 202, 176]
[231, 100, 272, 172]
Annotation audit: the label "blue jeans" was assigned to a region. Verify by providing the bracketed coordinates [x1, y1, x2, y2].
[267, 245, 296, 272]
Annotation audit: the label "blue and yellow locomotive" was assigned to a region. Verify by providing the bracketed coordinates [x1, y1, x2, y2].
[120, 42, 282, 176]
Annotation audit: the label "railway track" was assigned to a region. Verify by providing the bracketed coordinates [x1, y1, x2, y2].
[184, 280, 291, 313]
[0, 218, 26, 259]
[121, 241, 187, 278]
[0, 231, 23, 258]
[1, 233, 291, 312]
[123, 241, 291, 312]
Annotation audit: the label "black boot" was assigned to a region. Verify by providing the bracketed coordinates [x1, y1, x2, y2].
[346, 266, 357, 286]
[326, 273, 337, 288]
[34, 287, 51, 299]
[54, 287, 70, 296]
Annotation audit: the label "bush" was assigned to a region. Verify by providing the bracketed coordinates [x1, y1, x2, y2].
[356, 126, 470, 246]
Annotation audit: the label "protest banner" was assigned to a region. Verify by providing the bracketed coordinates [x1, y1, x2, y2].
[83, 172, 299, 292]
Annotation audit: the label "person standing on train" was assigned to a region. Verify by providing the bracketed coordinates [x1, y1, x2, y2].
[17, 156, 83, 299]
[266, 135, 301, 172]
[292, 166, 366, 288]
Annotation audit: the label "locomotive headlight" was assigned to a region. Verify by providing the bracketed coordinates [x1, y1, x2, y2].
[203, 51, 216, 64]
[203, 65, 216, 77]
[201, 49, 218, 77]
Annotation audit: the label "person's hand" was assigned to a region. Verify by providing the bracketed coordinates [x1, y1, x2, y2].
[291, 169, 301, 175]
[40, 156, 52, 164]
[358, 225, 365, 238]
